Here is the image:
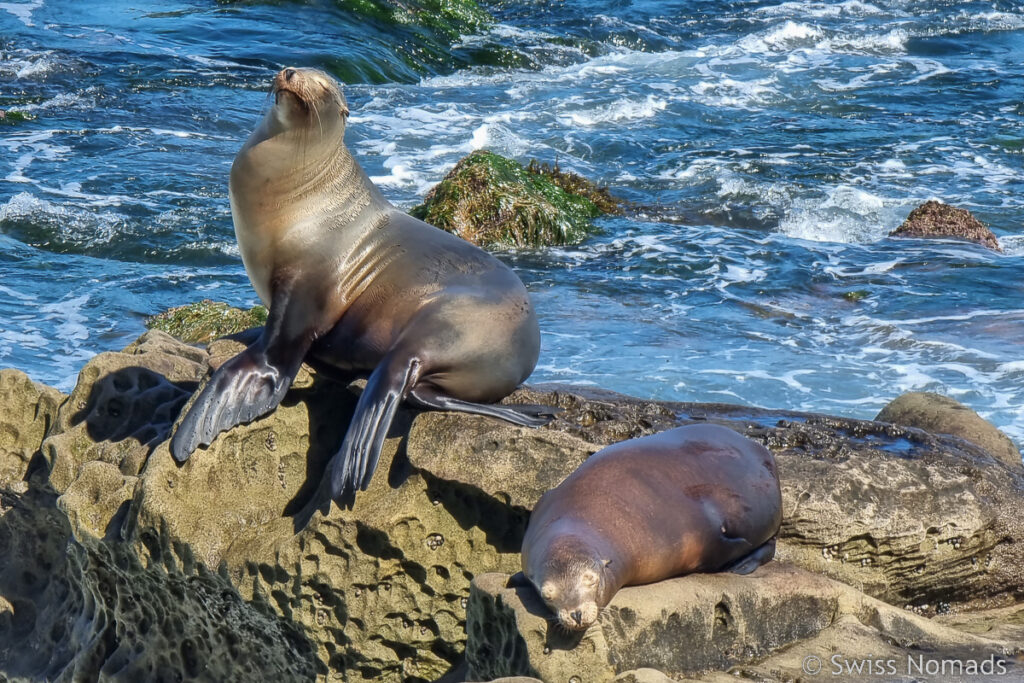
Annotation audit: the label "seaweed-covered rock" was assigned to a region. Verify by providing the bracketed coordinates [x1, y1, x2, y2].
[465, 565, 1020, 681]
[219, 0, 492, 82]
[334, 0, 490, 39]
[0, 110, 35, 125]
[890, 200, 1002, 252]
[3, 333, 1024, 680]
[876, 391, 1021, 469]
[410, 151, 617, 248]
[145, 299, 267, 345]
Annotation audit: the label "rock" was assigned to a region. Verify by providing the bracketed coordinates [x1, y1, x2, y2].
[0, 370, 72, 680]
[2, 332, 1024, 680]
[0, 369, 64, 487]
[464, 565, 1021, 681]
[145, 299, 267, 345]
[613, 669, 675, 683]
[768, 414, 1024, 614]
[0, 110, 35, 124]
[890, 200, 1002, 252]
[336, 0, 491, 40]
[409, 150, 617, 248]
[42, 330, 208, 494]
[875, 392, 1021, 469]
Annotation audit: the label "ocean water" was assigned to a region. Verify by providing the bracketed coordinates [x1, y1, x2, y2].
[1, 0, 1022, 447]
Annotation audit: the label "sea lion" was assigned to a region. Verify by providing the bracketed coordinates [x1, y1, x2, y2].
[521, 424, 781, 631]
[170, 67, 552, 503]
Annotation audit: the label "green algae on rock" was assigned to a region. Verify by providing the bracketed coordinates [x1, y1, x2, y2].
[0, 110, 35, 125]
[145, 299, 267, 345]
[219, 0, 492, 83]
[410, 150, 618, 248]
[335, 0, 490, 38]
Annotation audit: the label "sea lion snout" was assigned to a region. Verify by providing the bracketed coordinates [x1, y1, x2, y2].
[270, 67, 348, 120]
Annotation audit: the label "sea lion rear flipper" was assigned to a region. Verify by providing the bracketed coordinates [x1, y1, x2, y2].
[724, 537, 777, 575]
[408, 386, 558, 427]
[330, 354, 422, 501]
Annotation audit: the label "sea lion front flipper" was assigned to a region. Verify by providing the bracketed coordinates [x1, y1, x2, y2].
[723, 537, 777, 575]
[330, 354, 422, 501]
[170, 279, 314, 463]
[170, 334, 304, 463]
[407, 386, 558, 427]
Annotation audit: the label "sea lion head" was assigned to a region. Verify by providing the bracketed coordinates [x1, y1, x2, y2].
[266, 66, 349, 141]
[527, 535, 612, 632]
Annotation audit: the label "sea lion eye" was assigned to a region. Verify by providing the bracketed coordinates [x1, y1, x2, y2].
[540, 583, 557, 601]
[581, 570, 599, 587]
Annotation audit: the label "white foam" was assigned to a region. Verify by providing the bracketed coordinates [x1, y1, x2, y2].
[755, 1, 888, 19]
[0, 191, 127, 246]
[0, 0, 42, 27]
[691, 76, 779, 109]
[905, 57, 954, 85]
[558, 95, 667, 126]
[778, 185, 898, 244]
[738, 21, 824, 54]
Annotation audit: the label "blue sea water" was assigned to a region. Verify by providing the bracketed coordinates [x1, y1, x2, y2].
[1, 0, 1022, 447]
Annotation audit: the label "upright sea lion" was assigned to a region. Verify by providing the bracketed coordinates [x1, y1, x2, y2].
[521, 424, 781, 631]
[170, 67, 552, 503]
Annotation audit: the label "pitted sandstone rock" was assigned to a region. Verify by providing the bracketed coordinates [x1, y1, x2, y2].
[1, 330, 1023, 680]
[0, 369, 64, 487]
[42, 330, 207, 494]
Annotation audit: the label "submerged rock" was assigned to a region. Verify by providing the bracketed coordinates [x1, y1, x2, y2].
[876, 391, 1021, 469]
[1, 332, 1024, 680]
[410, 150, 619, 248]
[145, 299, 267, 344]
[466, 565, 1020, 680]
[890, 200, 1002, 252]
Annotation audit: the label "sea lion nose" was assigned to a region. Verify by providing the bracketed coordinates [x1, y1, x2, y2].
[571, 610, 583, 625]
[284, 68, 297, 81]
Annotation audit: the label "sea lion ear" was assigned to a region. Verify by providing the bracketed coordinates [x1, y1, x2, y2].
[340, 103, 349, 119]
[603, 559, 612, 567]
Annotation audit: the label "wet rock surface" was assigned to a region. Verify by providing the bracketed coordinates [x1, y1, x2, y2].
[876, 391, 1021, 469]
[0, 331, 1022, 681]
[890, 200, 1002, 252]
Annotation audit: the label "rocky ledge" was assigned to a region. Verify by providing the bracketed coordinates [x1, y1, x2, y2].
[1, 330, 1022, 681]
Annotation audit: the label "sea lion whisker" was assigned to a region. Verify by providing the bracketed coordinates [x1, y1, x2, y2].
[312, 102, 324, 139]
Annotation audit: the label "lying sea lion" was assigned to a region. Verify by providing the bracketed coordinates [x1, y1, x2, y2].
[522, 424, 781, 631]
[170, 67, 552, 503]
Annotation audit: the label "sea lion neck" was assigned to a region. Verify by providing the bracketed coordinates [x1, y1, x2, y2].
[229, 116, 391, 305]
